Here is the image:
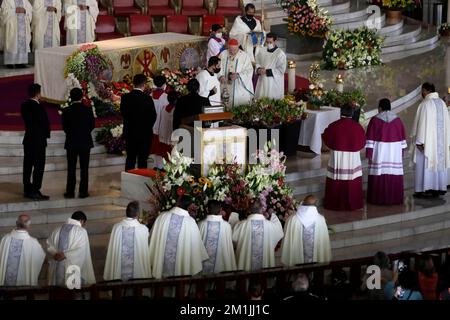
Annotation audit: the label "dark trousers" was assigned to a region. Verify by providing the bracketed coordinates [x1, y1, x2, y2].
[66, 148, 91, 195]
[125, 138, 151, 171]
[23, 143, 46, 194]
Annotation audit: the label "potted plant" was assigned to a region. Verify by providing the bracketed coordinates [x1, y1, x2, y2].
[382, 0, 416, 22]
[440, 23, 450, 36]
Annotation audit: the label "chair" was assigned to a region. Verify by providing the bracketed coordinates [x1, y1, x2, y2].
[113, 0, 143, 17]
[129, 14, 152, 35]
[147, 0, 176, 16]
[181, 0, 208, 16]
[95, 15, 124, 41]
[166, 15, 189, 33]
[201, 14, 225, 36]
[215, 0, 242, 16]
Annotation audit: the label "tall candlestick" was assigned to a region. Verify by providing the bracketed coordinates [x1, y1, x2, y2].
[288, 60, 296, 93]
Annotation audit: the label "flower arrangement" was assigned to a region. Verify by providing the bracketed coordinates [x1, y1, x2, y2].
[323, 89, 367, 123]
[440, 23, 450, 35]
[279, 0, 332, 38]
[161, 68, 198, 94]
[95, 121, 126, 154]
[64, 44, 110, 83]
[231, 95, 307, 127]
[59, 74, 97, 117]
[322, 27, 384, 70]
[382, 0, 416, 10]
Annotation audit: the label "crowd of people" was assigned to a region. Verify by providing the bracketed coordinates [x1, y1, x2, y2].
[0, 195, 332, 289]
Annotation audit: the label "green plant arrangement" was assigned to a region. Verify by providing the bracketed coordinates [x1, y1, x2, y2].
[323, 89, 367, 123]
[322, 27, 384, 70]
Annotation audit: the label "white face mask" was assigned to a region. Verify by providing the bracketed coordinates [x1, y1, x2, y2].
[215, 32, 222, 38]
[267, 43, 275, 50]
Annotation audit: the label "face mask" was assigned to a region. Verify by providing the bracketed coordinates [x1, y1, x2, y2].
[267, 43, 275, 50]
[246, 14, 254, 19]
[215, 32, 222, 38]
[214, 67, 221, 74]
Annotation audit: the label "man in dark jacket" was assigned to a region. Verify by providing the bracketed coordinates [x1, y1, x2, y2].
[173, 78, 211, 130]
[21, 83, 50, 200]
[120, 74, 157, 170]
[62, 88, 95, 199]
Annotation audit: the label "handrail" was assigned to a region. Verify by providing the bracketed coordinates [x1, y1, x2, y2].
[1, 247, 448, 300]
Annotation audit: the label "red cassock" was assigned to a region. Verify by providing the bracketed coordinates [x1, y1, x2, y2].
[322, 118, 366, 211]
[365, 114, 407, 205]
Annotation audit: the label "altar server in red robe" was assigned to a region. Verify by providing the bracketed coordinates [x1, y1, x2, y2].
[322, 104, 366, 211]
[366, 99, 407, 205]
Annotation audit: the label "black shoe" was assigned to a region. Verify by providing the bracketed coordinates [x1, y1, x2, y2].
[24, 192, 40, 200]
[36, 191, 50, 200]
[64, 192, 75, 199]
[15, 64, 27, 68]
[6, 65, 14, 69]
[79, 193, 90, 199]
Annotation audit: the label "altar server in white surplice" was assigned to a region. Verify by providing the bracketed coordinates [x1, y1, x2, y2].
[104, 201, 152, 281]
[232, 200, 284, 271]
[47, 211, 96, 286]
[411, 83, 450, 198]
[0, 215, 45, 286]
[197, 56, 222, 106]
[255, 33, 287, 100]
[229, 3, 265, 62]
[198, 201, 236, 274]
[149, 197, 208, 279]
[281, 195, 332, 266]
[218, 38, 254, 108]
[64, 0, 99, 45]
[32, 0, 62, 50]
[0, 0, 33, 67]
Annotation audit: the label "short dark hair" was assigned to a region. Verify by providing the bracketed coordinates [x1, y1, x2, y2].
[378, 98, 391, 111]
[208, 56, 221, 67]
[178, 195, 191, 210]
[397, 270, 420, 291]
[207, 200, 222, 215]
[70, 87, 83, 101]
[248, 281, 263, 298]
[187, 78, 200, 93]
[373, 251, 390, 269]
[153, 75, 166, 88]
[167, 91, 179, 104]
[133, 74, 147, 87]
[341, 103, 354, 118]
[245, 3, 255, 12]
[71, 211, 87, 222]
[126, 201, 140, 218]
[266, 32, 277, 41]
[422, 82, 435, 93]
[211, 24, 222, 32]
[28, 83, 41, 98]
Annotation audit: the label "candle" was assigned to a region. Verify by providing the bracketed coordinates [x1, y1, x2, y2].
[336, 74, 344, 93]
[288, 60, 296, 93]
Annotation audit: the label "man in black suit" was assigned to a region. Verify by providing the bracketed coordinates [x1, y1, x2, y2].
[173, 78, 211, 130]
[21, 83, 50, 200]
[62, 88, 95, 199]
[120, 74, 157, 170]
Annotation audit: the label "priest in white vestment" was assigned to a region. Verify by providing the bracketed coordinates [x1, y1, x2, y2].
[64, 0, 99, 45]
[47, 211, 96, 286]
[197, 56, 222, 106]
[198, 201, 236, 274]
[149, 197, 208, 279]
[104, 201, 152, 281]
[218, 38, 254, 108]
[206, 23, 226, 63]
[0, 215, 45, 286]
[0, 0, 33, 67]
[32, 0, 62, 50]
[232, 200, 284, 271]
[255, 33, 287, 100]
[281, 195, 331, 266]
[411, 83, 450, 198]
[229, 3, 265, 62]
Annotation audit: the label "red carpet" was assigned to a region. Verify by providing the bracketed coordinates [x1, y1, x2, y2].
[0, 74, 309, 131]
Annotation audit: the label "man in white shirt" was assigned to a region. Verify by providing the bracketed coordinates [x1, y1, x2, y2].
[197, 56, 222, 106]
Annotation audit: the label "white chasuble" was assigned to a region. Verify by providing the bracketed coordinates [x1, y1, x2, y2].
[218, 49, 254, 108]
[232, 214, 283, 271]
[229, 16, 265, 62]
[281, 206, 332, 266]
[47, 218, 96, 286]
[0, 230, 45, 286]
[32, 0, 61, 50]
[103, 218, 152, 281]
[64, 0, 99, 45]
[255, 47, 287, 100]
[149, 207, 208, 279]
[198, 215, 237, 274]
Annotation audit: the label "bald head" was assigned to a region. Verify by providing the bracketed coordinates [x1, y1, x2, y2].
[16, 214, 31, 230]
[303, 195, 317, 206]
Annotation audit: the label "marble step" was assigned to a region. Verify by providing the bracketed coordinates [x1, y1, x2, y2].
[0, 143, 106, 157]
[381, 40, 440, 63]
[382, 31, 439, 54]
[0, 130, 99, 145]
[382, 23, 422, 45]
[0, 153, 128, 175]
